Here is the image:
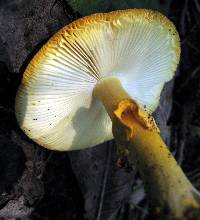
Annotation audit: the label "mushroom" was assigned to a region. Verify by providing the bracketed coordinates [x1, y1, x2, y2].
[15, 9, 200, 219]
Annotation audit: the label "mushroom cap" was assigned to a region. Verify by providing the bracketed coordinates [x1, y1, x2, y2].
[15, 9, 180, 151]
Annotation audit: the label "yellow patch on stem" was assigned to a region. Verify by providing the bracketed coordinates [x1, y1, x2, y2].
[114, 99, 160, 139]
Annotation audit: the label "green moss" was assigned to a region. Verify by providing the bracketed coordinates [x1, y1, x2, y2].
[67, 0, 171, 16]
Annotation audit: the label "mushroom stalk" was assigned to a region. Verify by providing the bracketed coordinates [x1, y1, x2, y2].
[93, 77, 200, 219]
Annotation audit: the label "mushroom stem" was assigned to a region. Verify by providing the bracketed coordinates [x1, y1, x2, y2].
[93, 77, 200, 219]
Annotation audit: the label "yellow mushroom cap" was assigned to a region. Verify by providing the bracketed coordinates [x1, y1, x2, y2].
[15, 9, 180, 151]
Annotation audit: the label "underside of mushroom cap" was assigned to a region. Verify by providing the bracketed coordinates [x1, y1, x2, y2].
[15, 9, 180, 151]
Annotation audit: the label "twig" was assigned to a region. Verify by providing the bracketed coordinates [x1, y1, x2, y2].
[181, 24, 198, 45]
[194, 0, 200, 13]
[180, 0, 189, 36]
[186, 40, 200, 54]
[178, 64, 200, 93]
[177, 139, 185, 166]
[176, 105, 187, 165]
[96, 141, 112, 220]
[188, 168, 200, 177]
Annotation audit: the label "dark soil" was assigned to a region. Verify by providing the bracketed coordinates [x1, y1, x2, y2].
[0, 1, 200, 220]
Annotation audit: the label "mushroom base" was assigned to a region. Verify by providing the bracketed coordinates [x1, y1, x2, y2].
[93, 76, 200, 219]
